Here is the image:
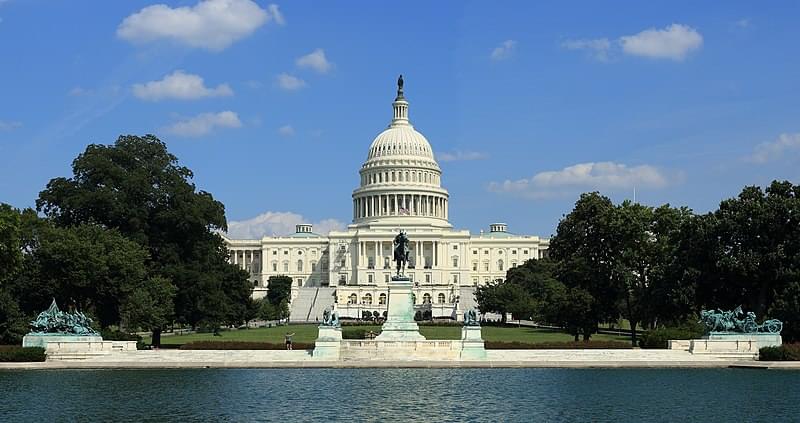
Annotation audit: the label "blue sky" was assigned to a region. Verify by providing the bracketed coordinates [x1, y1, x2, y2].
[1, 1, 799, 238]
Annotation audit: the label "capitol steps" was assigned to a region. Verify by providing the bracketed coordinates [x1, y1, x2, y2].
[289, 287, 338, 322]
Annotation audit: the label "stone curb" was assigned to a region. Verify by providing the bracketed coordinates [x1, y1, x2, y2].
[3, 360, 800, 370]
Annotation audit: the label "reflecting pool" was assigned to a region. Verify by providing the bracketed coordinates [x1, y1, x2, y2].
[1, 368, 798, 422]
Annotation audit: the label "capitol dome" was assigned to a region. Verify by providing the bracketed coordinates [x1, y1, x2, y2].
[351, 76, 451, 229]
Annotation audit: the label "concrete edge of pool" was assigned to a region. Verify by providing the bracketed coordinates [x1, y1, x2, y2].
[2, 360, 800, 370]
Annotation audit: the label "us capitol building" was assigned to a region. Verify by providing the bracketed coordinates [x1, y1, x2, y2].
[223, 77, 549, 321]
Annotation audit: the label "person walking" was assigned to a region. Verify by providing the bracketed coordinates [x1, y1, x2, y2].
[285, 331, 296, 350]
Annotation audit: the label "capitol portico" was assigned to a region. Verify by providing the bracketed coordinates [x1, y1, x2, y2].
[224, 77, 549, 321]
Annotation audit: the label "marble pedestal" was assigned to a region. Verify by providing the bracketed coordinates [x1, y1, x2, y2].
[375, 276, 425, 341]
[460, 326, 487, 360]
[312, 326, 342, 360]
[22, 334, 137, 360]
[689, 333, 782, 358]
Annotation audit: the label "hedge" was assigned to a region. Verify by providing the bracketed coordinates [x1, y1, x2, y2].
[485, 341, 631, 350]
[179, 341, 314, 350]
[759, 344, 800, 361]
[638, 323, 705, 349]
[0, 346, 47, 362]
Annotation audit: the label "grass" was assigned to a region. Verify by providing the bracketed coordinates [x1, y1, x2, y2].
[148, 324, 630, 346]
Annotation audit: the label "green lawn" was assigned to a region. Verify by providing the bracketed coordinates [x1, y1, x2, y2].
[148, 324, 630, 345]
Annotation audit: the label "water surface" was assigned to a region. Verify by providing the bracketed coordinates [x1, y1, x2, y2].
[1, 368, 797, 422]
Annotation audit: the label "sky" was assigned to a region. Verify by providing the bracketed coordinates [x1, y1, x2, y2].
[1, 1, 799, 239]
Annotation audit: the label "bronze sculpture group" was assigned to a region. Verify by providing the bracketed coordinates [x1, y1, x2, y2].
[29, 298, 98, 336]
[700, 306, 782, 334]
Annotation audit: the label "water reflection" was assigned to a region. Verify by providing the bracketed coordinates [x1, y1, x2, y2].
[0, 368, 797, 422]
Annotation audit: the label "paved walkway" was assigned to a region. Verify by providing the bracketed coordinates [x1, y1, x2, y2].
[2, 348, 798, 369]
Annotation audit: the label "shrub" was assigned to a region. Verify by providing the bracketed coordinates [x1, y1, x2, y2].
[0, 346, 46, 362]
[179, 341, 314, 350]
[485, 341, 632, 350]
[342, 328, 381, 339]
[638, 322, 705, 349]
[759, 344, 800, 361]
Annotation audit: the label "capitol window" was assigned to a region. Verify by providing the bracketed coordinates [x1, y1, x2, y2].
[368, 274, 374, 284]
[438, 293, 446, 304]
[523, 249, 529, 255]
[379, 293, 387, 305]
[472, 262, 478, 271]
[483, 262, 489, 272]
[363, 293, 373, 305]
[423, 293, 431, 304]
[283, 262, 289, 272]
[452, 256, 458, 267]
[272, 262, 277, 272]
[297, 260, 303, 272]
[348, 294, 357, 304]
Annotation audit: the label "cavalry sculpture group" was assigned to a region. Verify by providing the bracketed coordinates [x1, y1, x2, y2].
[29, 298, 98, 336]
[700, 306, 782, 334]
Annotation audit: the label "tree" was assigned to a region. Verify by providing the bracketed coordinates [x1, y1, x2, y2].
[0, 204, 23, 283]
[35, 134, 252, 331]
[120, 276, 175, 344]
[554, 287, 597, 342]
[475, 280, 532, 324]
[18, 224, 154, 328]
[505, 258, 565, 324]
[549, 193, 622, 330]
[0, 287, 27, 344]
[266, 276, 292, 309]
[696, 181, 800, 319]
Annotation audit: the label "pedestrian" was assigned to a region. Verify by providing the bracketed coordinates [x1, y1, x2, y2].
[285, 331, 295, 350]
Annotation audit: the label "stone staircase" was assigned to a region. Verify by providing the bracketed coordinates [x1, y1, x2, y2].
[289, 287, 337, 322]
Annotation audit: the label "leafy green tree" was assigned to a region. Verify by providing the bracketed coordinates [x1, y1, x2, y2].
[475, 280, 531, 324]
[19, 224, 153, 328]
[0, 204, 23, 282]
[697, 181, 800, 318]
[505, 258, 565, 324]
[120, 276, 175, 333]
[35, 134, 252, 331]
[549, 193, 621, 329]
[554, 287, 597, 342]
[0, 287, 27, 344]
[266, 275, 292, 309]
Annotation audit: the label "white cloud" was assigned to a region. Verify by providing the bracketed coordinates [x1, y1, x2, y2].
[0, 120, 21, 131]
[267, 4, 285, 25]
[117, 0, 283, 51]
[226, 211, 344, 239]
[561, 38, 611, 61]
[488, 162, 671, 199]
[68, 87, 90, 97]
[490, 40, 516, 61]
[166, 111, 242, 137]
[296, 48, 333, 73]
[278, 125, 295, 137]
[749, 133, 800, 164]
[620, 24, 703, 61]
[133, 70, 233, 101]
[735, 18, 752, 29]
[437, 150, 489, 162]
[276, 73, 306, 90]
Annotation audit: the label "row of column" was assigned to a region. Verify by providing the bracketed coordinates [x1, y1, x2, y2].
[353, 194, 448, 220]
[362, 170, 440, 186]
[357, 240, 444, 269]
[231, 249, 260, 273]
